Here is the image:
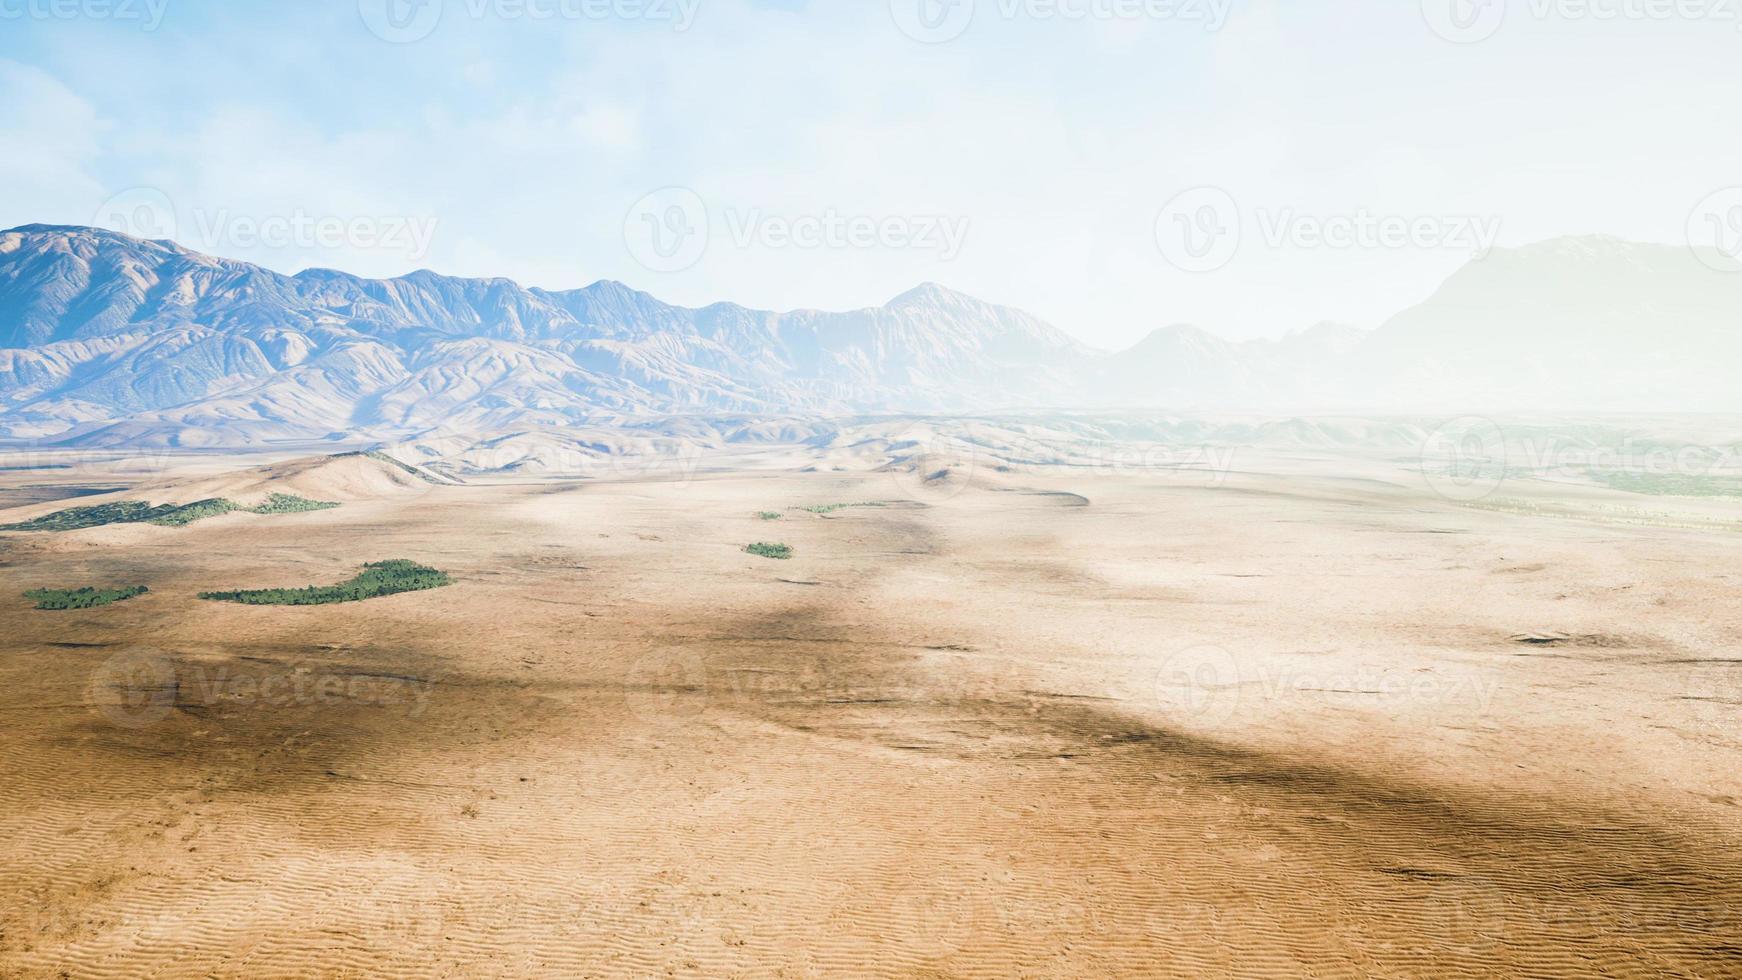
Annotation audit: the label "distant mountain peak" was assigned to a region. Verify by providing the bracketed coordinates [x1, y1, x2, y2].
[887, 281, 976, 307]
[3, 224, 1738, 442]
[0, 224, 1102, 440]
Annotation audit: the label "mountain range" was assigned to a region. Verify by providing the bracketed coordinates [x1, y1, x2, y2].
[1, 224, 1738, 447]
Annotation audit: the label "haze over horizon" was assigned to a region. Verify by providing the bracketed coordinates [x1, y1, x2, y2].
[4, 222, 1740, 449]
[4, 0, 1742, 348]
[10, 7, 1742, 977]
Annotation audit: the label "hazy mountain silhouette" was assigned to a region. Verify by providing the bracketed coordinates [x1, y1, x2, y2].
[1, 225, 1736, 445]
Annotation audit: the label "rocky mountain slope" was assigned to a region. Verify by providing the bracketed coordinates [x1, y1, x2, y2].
[0, 225, 1736, 447]
[0, 225, 1094, 444]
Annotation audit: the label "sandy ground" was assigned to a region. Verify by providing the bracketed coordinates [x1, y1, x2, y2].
[1, 451, 1740, 978]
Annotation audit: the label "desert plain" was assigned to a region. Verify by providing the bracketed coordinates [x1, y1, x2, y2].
[1, 429, 1741, 978]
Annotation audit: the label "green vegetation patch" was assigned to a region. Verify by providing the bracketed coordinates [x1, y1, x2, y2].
[1586, 469, 1742, 499]
[2, 501, 173, 531]
[3, 494, 342, 532]
[755, 511, 783, 521]
[798, 502, 887, 515]
[147, 498, 239, 526]
[200, 559, 452, 606]
[247, 493, 341, 515]
[744, 542, 794, 560]
[339, 450, 449, 485]
[26, 585, 149, 610]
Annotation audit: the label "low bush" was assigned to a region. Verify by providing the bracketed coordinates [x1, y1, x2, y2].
[26, 585, 149, 610]
[200, 559, 452, 606]
[798, 502, 887, 515]
[247, 493, 341, 515]
[147, 499, 238, 526]
[2, 501, 172, 531]
[744, 542, 794, 560]
[3, 494, 342, 531]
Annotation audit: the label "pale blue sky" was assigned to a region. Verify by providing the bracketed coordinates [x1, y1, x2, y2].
[2, 0, 1739, 347]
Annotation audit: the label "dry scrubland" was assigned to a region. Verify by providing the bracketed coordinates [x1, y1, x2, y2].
[1, 444, 1741, 978]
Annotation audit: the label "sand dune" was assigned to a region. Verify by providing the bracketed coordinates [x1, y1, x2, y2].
[137, 451, 454, 505]
[0, 451, 448, 533]
[1, 445, 1740, 976]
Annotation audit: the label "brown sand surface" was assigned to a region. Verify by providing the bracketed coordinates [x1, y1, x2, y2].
[2, 455, 1740, 977]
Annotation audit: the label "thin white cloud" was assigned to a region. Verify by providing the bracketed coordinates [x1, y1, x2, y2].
[0, 60, 106, 227]
[4, 0, 1741, 348]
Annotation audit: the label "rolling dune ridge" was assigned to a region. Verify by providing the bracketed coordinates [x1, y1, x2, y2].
[1, 451, 1739, 977]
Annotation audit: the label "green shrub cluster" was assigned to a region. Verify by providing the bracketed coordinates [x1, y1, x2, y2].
[2, 501, 171, 531]
[247, 493, 342, 515]
[744, 542, 794, 560]
[341, 450, 447, 484]
[1587, 469, 1742, 498]
[147, 498, 239, 526]
[3, 494, 342, 532]
[798, 502, 887, 515]
[755, 511, 783, 521]
[26, 585, 149, 610]
[200, 560, 452, 606]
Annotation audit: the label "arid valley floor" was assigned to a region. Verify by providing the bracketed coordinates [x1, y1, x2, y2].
[2, 441, 1741, 977]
